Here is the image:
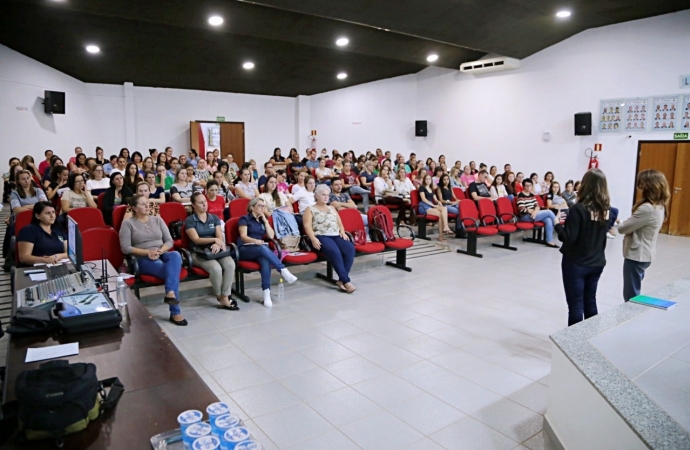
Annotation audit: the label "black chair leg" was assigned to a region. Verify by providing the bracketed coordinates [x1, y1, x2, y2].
[457, 234, 483, 258]
[316, 261, 338, 284]
[385, 249, 412, 272]
[492, 233, 518, 251]
[233, 271, 250, 302]
[417, 218, 429, 240]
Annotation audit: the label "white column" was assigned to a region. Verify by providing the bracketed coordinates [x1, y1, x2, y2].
[123, 82, 136, 150]
[296, 95, 311, 151]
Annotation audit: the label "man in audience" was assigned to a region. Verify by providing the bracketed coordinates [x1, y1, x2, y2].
[329, 179, 369, 228]
[110, 156, 127, 176]
[502, 163, 512, 180]
[68, 147, 83, 171]
[468, 170, 492, 201]
[39, 150, 53, 176]
[384, 151, 392, 161]
[305, 150, 320, 170]
[103, 155, 117, 175]
[339, 161, 370, 211]
[406, 153, 417, 168]
[257, 162, 276, 190]
[188, 149, 199, 168]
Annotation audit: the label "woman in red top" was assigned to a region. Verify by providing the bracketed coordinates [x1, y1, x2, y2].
[513, 172, 525, 194]
[204, 180, 227, 218]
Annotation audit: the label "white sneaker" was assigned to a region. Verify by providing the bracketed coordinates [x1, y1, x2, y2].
[280, 268, 297, 284]
[262, 289, 272, 308]
[607, 232, 615, 239]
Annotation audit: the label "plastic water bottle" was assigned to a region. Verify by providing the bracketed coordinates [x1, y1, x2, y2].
[277, 278, 284, 301]
[116, 276, 128, 308]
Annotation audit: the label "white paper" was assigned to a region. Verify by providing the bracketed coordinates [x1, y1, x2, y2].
[26, 343, 79, 363]
[29, 273, 48, 282]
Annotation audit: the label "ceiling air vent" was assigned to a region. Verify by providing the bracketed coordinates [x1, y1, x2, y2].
[460, 57, 520, 74]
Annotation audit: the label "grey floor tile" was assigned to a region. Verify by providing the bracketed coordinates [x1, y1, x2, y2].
[336, 332, 392, 354]
[315, 320, 364, 340]
[210, 361, 274, 393]
[462, 339, 521, 363]
[402, 316, 450, 334]
[508, 382, 549, 415]
[361, 344, 422, 372]
[199, 372, 225, 396]
[671, 344, 690, 363]
[324, 356, 388, 385]
[387, 393, 467, 435]
[256, 351, 317, 379]
[497, 352, 552, 381]
[281, 367, 347, 401]
[352, 372, 423, 408]
[278, 329, 334, 349]
[194, 344, 251, 373]
[370, 323, 425, 344]
[242, 419, 280, 450]
[284, 430, 361, 450]
[307, 387, 382, 427]
[180, 331, 233, 354]
[299, 340, 357, 366]
[341, 410, 424, 450]
[431, 417, 518, 450]
[464, 364, 534, 397]
[395, 360, 460, 391]
[230, 381, 301, 418]
[253, 403, 333, 448]
[523, 431, 559, 450]
[428, 327, 484, 348]
[472, 398, 543, 443]
[429, 377, 503, 414]
[215, 393, 249, 421]
[398, 335, 456, 359]
[430, 349, 494, 376]
[405, 438, 446, 449]
[238, 334, 296, 360]
[346, 312, 396, 331]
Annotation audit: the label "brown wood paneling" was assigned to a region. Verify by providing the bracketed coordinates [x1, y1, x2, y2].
[189, 120, 200, 154]
[669, 143, 690, 236]
[220, 122, 245, 166]
[637, 142, 677, 233]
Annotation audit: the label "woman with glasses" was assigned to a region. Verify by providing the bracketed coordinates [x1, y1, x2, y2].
[61, 172, 97, 214]
[120, 194, 187, 326]
[237, 197, 297, 308]
[85, 164, 110, 193]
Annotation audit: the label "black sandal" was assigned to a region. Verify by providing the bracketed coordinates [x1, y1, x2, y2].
[169, 315, 188, 326]
[217, 299, 239, 311]
[164, 296, 179, 305]
[546, 243, 560, 248]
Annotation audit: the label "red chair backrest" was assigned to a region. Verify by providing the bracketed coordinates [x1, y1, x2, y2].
[496, 197, 515, 220]
[338, 209, 366, 235]
[512, 197, 521, 215]
[410, 190, 420, 209]
[67, 207, 106, 232]
[82, 228, 124, 269]
[536, 195, 546, 208]
[14, 210, 34, 237]
[477, 199, 498, 226]
[159, 202, 187, 226]
[229, 198, 250, 218]
[179, 224, 192, 249]
[459, 199, 480, 220]
[452, 187, 466, 200]
[112, 205, 128, 233]
[97, 192, 106, 210]
[225, 217, 241, 244]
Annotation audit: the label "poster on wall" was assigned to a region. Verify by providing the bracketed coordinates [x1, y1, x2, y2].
[682, 95, 690, 131]
[599, 99, 624, 133]
[651, 95, 680, 131]
[623, 98, 649, 132]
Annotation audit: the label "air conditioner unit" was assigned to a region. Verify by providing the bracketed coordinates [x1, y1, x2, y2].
[460, 57, 520, 74]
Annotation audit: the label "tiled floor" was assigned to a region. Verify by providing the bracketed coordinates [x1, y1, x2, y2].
[146, 231, 690, 449]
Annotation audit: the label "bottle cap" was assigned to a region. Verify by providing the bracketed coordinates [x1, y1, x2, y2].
[117, 276, 123, 282]
[280, 278, 284, 282]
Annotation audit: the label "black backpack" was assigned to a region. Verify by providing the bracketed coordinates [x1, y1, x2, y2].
[15, 360, 123, 445]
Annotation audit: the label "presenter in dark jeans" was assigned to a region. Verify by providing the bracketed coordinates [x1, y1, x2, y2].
[555, 169, 610, 326]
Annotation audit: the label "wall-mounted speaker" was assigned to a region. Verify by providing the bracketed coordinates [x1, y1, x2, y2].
[574, 112, 591, 136]
[415, 120, 427, 137]
[44, 91, 65, 114]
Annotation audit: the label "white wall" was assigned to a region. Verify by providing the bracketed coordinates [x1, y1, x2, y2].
[309, 10, 690, 211]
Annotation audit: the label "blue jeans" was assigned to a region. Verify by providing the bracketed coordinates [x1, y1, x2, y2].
[561, 256, 604, 326]
[318, 235, 355, 283]
[347, 186, 370, 211]
[520, 210, 556, 242]
[137, 251, 182, 315]
[239, 244, 285, 290]
[446, 205, 459, 216]
[623, 258, 651, 301]
[609, 207, 619, 229]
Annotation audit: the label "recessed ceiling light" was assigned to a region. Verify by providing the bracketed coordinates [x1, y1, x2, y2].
[426, 54, 439, 62]
[556, 10, 571, 18]
[337, 72, 347, 80]
[208, 15, 224, 26]
[243, 62, 255, 69]
[86, 45, 100, 54]
[336, 37, 349, 47]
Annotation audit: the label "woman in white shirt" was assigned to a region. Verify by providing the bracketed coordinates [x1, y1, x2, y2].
[291, 171, 307, 195]
[394, 166, 417, 225]
[235, 168, 260, 199]
[86, 164, 110, 192]
[315, 158, 332, 185]
[489, 174, 509, 200]
[292, 176, 316, 214]
[531, 173, 543, 195]
[259, 175, 292, 214]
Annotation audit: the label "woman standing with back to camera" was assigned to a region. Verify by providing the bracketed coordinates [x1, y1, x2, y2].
[554, 168, 610, 326]
[618, 170, 669, 301]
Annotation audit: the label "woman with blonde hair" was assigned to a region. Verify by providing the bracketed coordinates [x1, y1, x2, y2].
[618, 170, 670, 301]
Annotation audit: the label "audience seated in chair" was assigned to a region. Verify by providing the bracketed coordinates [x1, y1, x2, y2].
[418, 174, 452, 242]
[102, 172, 134, 226]
[468, 170, 492, 202]
[516, 179, 558, 247]
[17, 202, 67, 266]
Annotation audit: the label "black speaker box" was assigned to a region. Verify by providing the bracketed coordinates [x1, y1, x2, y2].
[575, 112, 591, 135]
[415, 120, 427, 137]
[44, 91, 65, 114]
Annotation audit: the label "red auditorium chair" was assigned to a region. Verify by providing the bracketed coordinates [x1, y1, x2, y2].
[112, 205, 128, 233]
[456, 199, 499, 258]
[410, 190, 457, 240]
[67, 207, 107, 232]
[229, 198, 250, 219]
[512, 197, 546, 244]
[367, 206, 414, 272]
[81, 227, 135, 286]
[452, 187, 466, 200]
[496, 197, 534, 232]
[266, 216, 317, 267]
[97, 192, 106, 210]
[369, 182, 398, 212]
[159, 202, 187, 248]
[476, 198, 518, 252]
[224, 217, 260, 302]
[10, 210, 34, 268]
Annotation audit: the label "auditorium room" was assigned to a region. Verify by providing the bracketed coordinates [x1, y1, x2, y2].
[0, 0, 689, 448]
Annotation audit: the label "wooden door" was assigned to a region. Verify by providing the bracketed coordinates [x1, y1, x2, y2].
[637, 143, 677, 233]
[669, 143, 690, 236]
[220, 123, 245, 167]
[190, 121, 201, 154]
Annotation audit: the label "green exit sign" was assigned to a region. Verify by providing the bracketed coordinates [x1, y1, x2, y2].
[674, 132, 688, 140]
[216, 116, 225, 122]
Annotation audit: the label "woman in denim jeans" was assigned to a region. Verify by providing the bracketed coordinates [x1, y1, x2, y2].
[516, 179, 558, 248]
